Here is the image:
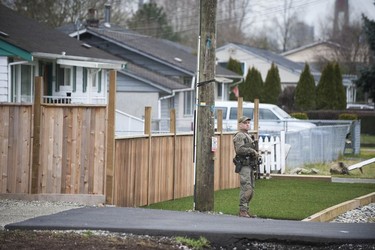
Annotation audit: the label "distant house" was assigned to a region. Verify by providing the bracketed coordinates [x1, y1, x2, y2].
[281, 41, 357, 104]
[217, 42, 357, 104]
[0, 5, 125, 105]
[58, 7, 241, 132]
[216, 43, 321, 91]
[281, 40, 341, 68]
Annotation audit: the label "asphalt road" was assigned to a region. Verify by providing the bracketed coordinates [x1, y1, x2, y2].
[5, 206, 375, 246]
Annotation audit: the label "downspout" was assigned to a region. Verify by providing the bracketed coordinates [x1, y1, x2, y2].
[158, 83, 195, 120]
[158, 91, 176, 120]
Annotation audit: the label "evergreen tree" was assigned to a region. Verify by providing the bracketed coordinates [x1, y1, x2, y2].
[247, 67, 264, 102]
[127, 3, 180, 41]
[240, 67, 263, 102]
[263, 63, 281, 104]
[316, 62, 337, 109]
[295, 63, 316, 110]
[356, 9, 375, 101]
[226, 57, 243, 100]
[240, 67, 253, 101]
[334, 62, 347, 110]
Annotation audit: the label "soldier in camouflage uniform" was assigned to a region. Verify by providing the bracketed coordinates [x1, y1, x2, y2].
[233, 116, 258, 218]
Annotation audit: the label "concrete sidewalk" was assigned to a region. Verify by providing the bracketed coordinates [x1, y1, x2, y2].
[5, 206, 375, 246]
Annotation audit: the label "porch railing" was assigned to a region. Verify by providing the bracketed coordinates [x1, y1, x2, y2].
[42, 95, 106, 104]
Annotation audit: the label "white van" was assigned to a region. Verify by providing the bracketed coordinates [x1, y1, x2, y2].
[215, 101, 316, 132]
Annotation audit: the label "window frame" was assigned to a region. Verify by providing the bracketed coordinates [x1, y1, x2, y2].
[10, 63, 34, 103]
[184, 90, 194, 116]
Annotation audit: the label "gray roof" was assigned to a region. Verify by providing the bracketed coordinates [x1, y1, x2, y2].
[79, 26, 240, 78]
[281, 40, 341, 56]
[234, 43, 308, 74]
[123, 63, 187, 91]
[0, 5, 123, 63]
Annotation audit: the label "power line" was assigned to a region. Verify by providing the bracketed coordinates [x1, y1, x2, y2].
[127, 0, 327, 36]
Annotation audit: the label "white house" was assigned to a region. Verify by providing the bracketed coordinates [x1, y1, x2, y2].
[58, 7, 241, 133]
[0, 5, 125, 105]
[281, 41, 357, 104]
[216, 43, 320, 91]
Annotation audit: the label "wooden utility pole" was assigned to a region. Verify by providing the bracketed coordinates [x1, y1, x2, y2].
[195, 0, 217, 211]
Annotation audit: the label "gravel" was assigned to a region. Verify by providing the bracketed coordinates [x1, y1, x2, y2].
[0, 199, 84, 230]
[330, 203, 375, 223]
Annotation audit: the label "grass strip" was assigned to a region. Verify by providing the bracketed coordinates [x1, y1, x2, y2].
[144, 179, 375, 220]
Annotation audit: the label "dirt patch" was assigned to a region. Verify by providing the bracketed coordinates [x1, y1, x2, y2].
[1, 230, 375, 250]
[0, 230, 181, 250]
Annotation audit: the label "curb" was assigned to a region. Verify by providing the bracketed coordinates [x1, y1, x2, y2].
[0, 194, 105, 206]
[270, 174, 331, 182]
[302, 192, 375, 222]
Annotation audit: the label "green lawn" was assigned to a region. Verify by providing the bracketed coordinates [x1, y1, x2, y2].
[144, 179, 375, 220]
[144, 135, 375, 221]
[361, 134, 375, 145]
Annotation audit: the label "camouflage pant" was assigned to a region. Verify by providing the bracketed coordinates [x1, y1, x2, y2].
[239, 165, 254, 211]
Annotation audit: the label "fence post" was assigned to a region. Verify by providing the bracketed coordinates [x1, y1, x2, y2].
[170, 109, 176, 199]
[105, 70, 116, 205]
[237, 97, 243, 130]
[280, 131, 286, 174]
[170, 109, 176, 134]
[217, 109, 222, 133]
[31, 76, 43, 194]
[144, 107, 151, 135]
[145, 106, 152, 205]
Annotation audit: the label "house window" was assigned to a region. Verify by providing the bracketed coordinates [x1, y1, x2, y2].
[56, 65, 72, 90]
[217, 82, 222, 98]
[183, 77, 191, 87]
[83, 68, 87, 92]
[11, 64, 34, 103]
[91, 70, 102, 92]
[184, 90, 194, 116]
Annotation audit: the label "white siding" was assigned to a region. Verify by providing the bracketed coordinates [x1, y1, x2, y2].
[283, 44, 338, 63]
[216, 45, 301, 89]
[0, 57, 8, 102]
[116, 92, 159, 119]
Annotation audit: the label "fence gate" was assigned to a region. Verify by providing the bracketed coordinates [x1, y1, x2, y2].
[258, 131, 286, 177]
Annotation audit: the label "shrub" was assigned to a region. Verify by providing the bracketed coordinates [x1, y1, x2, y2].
[339, 113, 358, 120]
[291, 112, 308, 120]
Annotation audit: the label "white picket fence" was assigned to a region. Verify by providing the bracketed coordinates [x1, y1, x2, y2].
[258, 131, 287, 177]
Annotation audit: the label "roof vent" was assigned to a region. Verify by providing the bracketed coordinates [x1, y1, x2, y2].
[86, 8, 99, 27]
[82, 43, 92, 48]
[228, 48, 236, 55]
[104, 4, 111, 28]
[0, 31, 9, 38]
[174, 57, 182, 63]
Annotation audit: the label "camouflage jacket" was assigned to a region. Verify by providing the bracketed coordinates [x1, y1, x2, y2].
[233, 131, 258, 158]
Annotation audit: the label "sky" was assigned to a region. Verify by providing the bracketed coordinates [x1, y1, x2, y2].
[249, 0, 375, 40]
[304, 0, 375, 32]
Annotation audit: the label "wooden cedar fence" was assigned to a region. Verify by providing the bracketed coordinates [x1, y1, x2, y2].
[0, 103, 107, 196]
[0, 103, 240, 206]
[113, 132, 239, 207]
[0, 74, 110, 201]
[0, 73, 250, 206]
[0, 104, 32, 194]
